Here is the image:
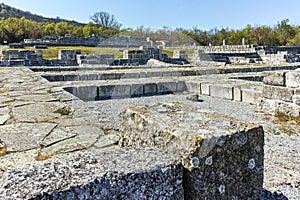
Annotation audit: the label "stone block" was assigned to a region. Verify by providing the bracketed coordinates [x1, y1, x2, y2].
[210, 85, 233, 100]
[122, 72, 140, 79]
[143, 83, 157, 95]
[263, 85, 294, 102]
[233, 86, 242, 101]
[200, 83, 210, 95]
[292, 95, 300, 105]
[111, 84, 132, 98]
[286, 71, 300, 88]
[131, 84, 144, 97]
[176, 81, 187, 92]
[162, 71, 172, 77]
[258, 98, 300, 117]
[119, 103, 264, 199]
[263, 71, 286, 86]
[98, 85, 115, 99]
[42, 75, 64, 82]
[76, 86, 98, 101]
[157, 82, 177, 94]
[100, 73, 116, 80]
[64, 74, 78, 82]
[241, 89, 262, 104]
[185, 81, 201, 94]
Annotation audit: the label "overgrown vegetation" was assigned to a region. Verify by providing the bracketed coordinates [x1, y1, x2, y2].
[274, 111, 300, 124]
[54, 106, 71, 115]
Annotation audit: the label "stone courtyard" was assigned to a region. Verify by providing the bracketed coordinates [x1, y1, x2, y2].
[0, 48, 299, 199]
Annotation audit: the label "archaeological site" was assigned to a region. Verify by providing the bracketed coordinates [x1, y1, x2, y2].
[0, 33, 299, 200]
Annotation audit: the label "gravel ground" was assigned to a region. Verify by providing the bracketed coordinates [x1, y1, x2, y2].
[87, 93, 300, 200]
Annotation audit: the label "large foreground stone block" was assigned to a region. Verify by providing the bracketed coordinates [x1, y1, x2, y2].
[0, 149, 184, 199]
[119, 102, 264, 199]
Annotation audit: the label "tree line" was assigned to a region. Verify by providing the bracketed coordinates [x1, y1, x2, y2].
[0, 13, 300, 47]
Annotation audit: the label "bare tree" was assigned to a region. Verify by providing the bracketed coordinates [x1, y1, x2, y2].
[90, 11, 121, 29]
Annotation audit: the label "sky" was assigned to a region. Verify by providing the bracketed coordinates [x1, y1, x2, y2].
[1, 0, 300, 30]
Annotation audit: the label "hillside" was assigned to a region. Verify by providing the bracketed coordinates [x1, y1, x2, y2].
[0, 3, 85, 26]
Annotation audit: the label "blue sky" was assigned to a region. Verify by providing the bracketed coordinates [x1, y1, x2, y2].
[1, 0, 300, 30]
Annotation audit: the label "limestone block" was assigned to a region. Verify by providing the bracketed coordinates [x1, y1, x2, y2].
[242, 89, 262, 104]
[176, 81, 187, 92]
[286, 71, 300, 88]
[258, 98, 300, 117]
[200, 83, 210, 95]
[143, 83, 157, 95]
[263, 85, 294, 102]
[76, 86, 98, 101]
[63, 74, 78, 82]
[119, 103, 264, 199]
[130, 84, 143, 97]
[157, 82, 177, 94]
[210, 84, 233, 100]
[233, 86, 242, 101]
[0, 149, 184, 199]
[100, 73, 116, 80]
[98, 85, 115, 99]
[292, 95, 300, 105]
[263, 71, 286, 86]
[43, 75, 64, 82]
[111, 84, 131, 98]
[185, 81, 201, 94]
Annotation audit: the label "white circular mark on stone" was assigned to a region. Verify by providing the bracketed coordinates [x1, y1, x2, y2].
[205, 156, 213, 166]
[219, 185, 226, 194]
[248, 158, 256, 170]
[190, 157, 200, 168]
[216, 135, 226, 146]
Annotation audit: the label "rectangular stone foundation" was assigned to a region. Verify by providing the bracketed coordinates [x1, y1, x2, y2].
[119, 102, 264, 199]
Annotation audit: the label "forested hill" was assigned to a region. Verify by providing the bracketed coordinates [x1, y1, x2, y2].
[0, 3, 84, 26]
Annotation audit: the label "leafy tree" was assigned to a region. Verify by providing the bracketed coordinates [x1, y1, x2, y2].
[83, 22, 98, 37]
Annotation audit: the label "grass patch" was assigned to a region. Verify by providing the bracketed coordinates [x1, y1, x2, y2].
[163, 47, 195, 58]
[274, 111, 300, 124]
[54, 106, 71, 115]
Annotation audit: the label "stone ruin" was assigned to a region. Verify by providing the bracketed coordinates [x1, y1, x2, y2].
[0, 44, 300, 199]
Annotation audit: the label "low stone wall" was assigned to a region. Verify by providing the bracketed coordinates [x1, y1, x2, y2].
[0, 50, 42, 66]
[77, 54, 115, 65]
[258, 69, 300, 116]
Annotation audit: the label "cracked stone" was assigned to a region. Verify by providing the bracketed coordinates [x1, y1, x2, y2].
[12, 102, 65, 123]
[0, 123, 57, 152]
[40, 133, 100, 156]
[41, 127, 77, 147]
[0, 114, 10, 125]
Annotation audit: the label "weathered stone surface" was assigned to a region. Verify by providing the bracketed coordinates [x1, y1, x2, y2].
[210, 84, 234, 100]
[12, 102, 67, 123]
[0, 123, 57, 152]
[119, 102, 264, 199]
[186, 81, 201, 94]
[263, 85, 294, 102]
[200, 83, 210, 95]
[258, 98, 300, 117]
[263, 71, 286, 86]
[286, 70, 300, 88]
[0, 149, 183, 199]
[241, 89, 262, 104]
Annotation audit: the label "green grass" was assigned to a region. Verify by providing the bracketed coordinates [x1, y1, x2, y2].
[163, 47, 195, 58]
[26, 46, 126, 59]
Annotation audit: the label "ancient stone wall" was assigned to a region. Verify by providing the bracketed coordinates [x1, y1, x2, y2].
[0, 50, 42, 66]
[258, 69, 300, 117]
[77, 54, 115, 65]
